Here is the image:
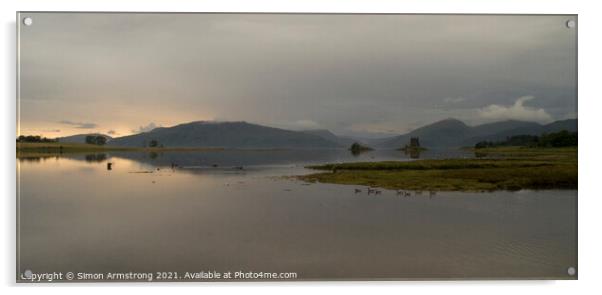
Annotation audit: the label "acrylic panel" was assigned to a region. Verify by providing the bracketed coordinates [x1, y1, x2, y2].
[16, 13, 577, 282]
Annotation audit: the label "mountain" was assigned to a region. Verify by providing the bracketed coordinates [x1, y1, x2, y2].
[301, 129, 357, 147]
[470, 120, 542, 138]
[542, 119, 577, 133]
[377, 118, 577, 148]
[57, 133, 112, 144]
[378, 118, 472, 148]
[109, 121, 342, 149]
[464, 119, 577, 145]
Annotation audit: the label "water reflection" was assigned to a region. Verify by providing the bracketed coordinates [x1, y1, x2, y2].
[18, 148, 475, 166]
[17, 155, 56, 163]
[84, 153, 108, 162]
[350, 149, 365, 157]
[402, 149, 422, 159]
[16, 149, 576, 280]
[112, 149, 421, 169]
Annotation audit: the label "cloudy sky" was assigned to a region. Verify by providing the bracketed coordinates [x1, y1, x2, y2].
[18, 13, 577, 138]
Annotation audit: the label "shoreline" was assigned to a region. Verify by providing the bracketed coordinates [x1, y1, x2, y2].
[298, 147, 577, 192]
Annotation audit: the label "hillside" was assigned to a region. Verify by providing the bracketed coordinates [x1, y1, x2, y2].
[463, 119, 577, 146]
[302, 129, 357, 147]
[377, 118, 472, 148]
[377, 118, 577, 149]
[109, 121, 342, 149]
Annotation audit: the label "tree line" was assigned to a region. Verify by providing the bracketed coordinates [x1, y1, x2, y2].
[85, 135, 107, 145]
[16, 135, 57, 143]
[475, 130, 577, 149]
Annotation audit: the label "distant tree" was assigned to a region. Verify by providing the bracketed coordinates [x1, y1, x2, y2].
[474, 130, 576, 148]
[149, 139, 159, 147]
[349, 142, 373, 156]
[85, 135, 107, 145]
[474, 141, 493, 149]
[539, 130, 577, 147]
[95, 136, 107, 146]
[85, 135, 96, 144]
[16, 135, 57, 143]
[504, 135, 539, 147]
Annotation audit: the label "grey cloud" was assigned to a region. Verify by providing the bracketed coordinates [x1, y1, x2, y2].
[478, 96, 553, 123]
[133, 122, 159, 134]
[20, 13, 577, 136]
[58, 120, 97, 129]
[443, 97, 466, 104]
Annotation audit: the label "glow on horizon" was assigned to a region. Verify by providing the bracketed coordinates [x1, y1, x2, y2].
[17, 115, 217, 138]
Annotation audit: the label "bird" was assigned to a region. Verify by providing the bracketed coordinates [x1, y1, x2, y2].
[354, 189, 362, 193]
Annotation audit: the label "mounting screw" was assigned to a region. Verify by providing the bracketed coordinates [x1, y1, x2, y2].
[23, 269, 32, 279]
[566, 20, 576, 29]
[23, 17, 33, 26]
[567, 267, 576, 276]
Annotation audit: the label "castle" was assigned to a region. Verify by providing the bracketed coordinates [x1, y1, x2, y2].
[409, 137, 420, 147]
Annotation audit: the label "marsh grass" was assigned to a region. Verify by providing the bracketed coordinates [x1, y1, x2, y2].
[300, 147, 577, 191]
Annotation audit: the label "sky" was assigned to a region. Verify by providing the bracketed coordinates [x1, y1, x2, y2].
[18, 13, 577, 138]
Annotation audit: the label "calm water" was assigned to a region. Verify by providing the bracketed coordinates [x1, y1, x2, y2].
[17, 149, 577, 280]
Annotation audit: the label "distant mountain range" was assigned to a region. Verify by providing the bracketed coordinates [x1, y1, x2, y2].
[109, 121, 341, 149]
[301, 129, 357, 147]
[64, 118, 577, 149]
[375, 118, 577, 148]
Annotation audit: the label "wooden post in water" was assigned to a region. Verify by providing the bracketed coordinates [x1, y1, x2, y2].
[107, 162, 113, 170]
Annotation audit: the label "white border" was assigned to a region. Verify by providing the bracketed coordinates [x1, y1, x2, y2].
[2, 0, 601, 294]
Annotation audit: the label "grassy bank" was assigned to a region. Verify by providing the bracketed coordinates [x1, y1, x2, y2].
[16, 142, 224, 158]
[299, 147, 577, 191]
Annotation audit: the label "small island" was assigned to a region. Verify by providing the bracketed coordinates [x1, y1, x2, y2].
[348, 142, 373, 155]
[398, 137, 427, 153]
[397, 137, 427, 159]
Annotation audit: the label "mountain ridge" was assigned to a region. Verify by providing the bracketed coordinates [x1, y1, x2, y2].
[61, 118, 577, 149]
[301, 129, 358, 147]
[109, 121, 342, 149]
[377, 118, 577, 148]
